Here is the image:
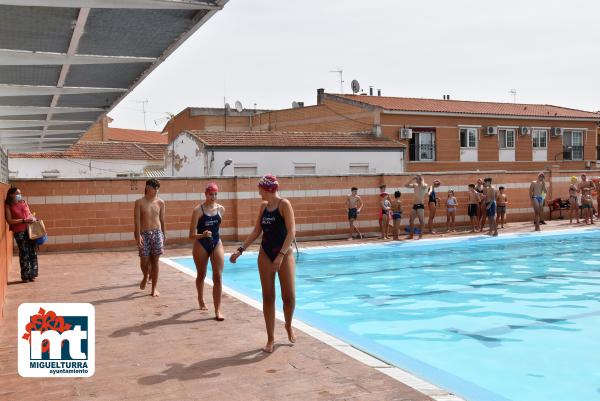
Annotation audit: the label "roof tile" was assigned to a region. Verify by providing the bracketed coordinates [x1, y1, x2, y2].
[188, 131, 405, 148]
[9, 141, 166, 160]
[338, 95, 599, 119]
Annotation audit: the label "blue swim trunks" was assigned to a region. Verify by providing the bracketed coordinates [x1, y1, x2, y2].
[486, 201, 496, 217]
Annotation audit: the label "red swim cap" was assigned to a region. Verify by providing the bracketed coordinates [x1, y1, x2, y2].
[205, 182, 218, 193]
[258, 175, 279, 192]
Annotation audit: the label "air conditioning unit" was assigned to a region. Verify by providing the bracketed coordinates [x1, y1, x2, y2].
[399, 128, 413, 139]
[484, 126, 498, 135]
[551, 127, 563, 137]
[519, 126, 530, 136]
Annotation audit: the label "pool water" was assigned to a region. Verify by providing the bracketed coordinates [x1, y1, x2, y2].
[172, 229, 600, 401]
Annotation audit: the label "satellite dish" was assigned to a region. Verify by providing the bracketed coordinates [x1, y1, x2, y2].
[292, 101, 299, 108]
[351, 79, 360, 94]
[235, 100, 243, 113]
[224, 102, 230, 110]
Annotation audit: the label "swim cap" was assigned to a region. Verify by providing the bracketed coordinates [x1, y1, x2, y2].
[380, 192, 389, 197]
[258, 175, 279, 192]
[538, 172, 545, 177]
[571, 176, 578, 183]
[433, 179, 441, 186]
[205, 182, 218, 193]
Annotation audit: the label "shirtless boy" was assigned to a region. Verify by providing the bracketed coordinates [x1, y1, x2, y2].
[529, 172, 548, 231]
[134, 179, 166, 297]
[483, 177, 498, 236]
[405, 175, 428, 239]
[467, 184, 481, 232]
[581, 187, 594, 224]
[391, 191, 403, 240]
[496, 186, 508, 229]
[346, 187, 363, 239]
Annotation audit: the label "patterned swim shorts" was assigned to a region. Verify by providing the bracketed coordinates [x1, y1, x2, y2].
[139, 228, 164, 257]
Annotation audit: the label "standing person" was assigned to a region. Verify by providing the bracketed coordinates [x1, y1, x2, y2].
[391, 191, 403, 240]
[496, 186, 508, 229]
[229, 175, 296, 353]
[5, 187, 38, 282]
[378, 184, 387, 232]
[379, 192, 391, 239]
[475, 178, 486, 231]
[427, 179, 440, 234]
[568, 176, 580, 224]
[529, 172, 548, 231]
[190, 183, 226, 320]
[483, 178, 498, 236]
[594, 178, 600, 218]
[345, 187, 363, 240]
[405, 175, 428, 239]
[467, 184, 480, 232]
[581, 188, 594, 224]
[445, 189, 458, 232]
[134, 179, 166, 297]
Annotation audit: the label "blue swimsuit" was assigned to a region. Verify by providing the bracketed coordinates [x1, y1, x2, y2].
[197, 205, 221, 255]
[261, 200, 288, 262]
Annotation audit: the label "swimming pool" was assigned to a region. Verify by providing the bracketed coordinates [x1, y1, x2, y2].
[170, 229, 600, 401]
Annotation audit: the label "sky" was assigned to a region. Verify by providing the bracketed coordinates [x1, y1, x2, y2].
[108, 0, 600, 131]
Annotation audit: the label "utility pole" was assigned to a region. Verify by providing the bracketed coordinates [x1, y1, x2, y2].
[509, 89, 517, 103]
[132, 99, 149, 130]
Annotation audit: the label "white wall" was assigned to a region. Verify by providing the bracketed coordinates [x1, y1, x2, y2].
[9, 157, 156, 178]
[168, 133, 404, 177]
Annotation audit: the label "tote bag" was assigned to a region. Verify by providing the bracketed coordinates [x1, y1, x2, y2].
[27, 220, 47, 240]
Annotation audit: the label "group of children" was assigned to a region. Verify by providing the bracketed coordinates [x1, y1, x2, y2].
[346, 176, 509, 240]
[568, 173, 599, 225]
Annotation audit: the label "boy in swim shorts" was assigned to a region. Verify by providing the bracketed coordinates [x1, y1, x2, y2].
[134, 179, 166, 297]
[496, 186, 508, 229]
[391, 191, 403, 240]
[467, 184, 480, 232]
[346, 187, 363, 239]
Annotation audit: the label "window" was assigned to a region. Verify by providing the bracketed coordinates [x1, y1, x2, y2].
[562, 130, 584, 160]
[409, 131, 435, 161]
[498, 129, 515, 149]
[233, 164, 257, 176]
[349, 163, 369, 173]
[532, 129, 548, 149]
[459, 128, 477, 148]
[294, 163, 316, 175]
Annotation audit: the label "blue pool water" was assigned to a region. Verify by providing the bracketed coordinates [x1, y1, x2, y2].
[172, 229, 600, 401]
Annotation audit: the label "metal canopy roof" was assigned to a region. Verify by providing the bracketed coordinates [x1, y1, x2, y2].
[0, 0, 227, 152]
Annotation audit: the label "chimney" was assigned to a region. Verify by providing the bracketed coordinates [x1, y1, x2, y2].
[369, 86, 373, 96]
[447, 94, 450, 100]
[377, 89, 381, 96]
[298, 101, 304, 107]
[317, 88, 325, 105]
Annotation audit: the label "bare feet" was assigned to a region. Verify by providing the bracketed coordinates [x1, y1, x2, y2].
[285, 324, 296, 344]
[198, 302, 208, 311]
[262, 340, 275, 353]
[215, 311, 225, 321]
[140, 275, 148, 290]
[151, 289, 160, 297]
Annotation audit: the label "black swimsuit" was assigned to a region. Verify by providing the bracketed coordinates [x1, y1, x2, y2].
[261, 200, 288, 262]
[196, 205, 221, 255]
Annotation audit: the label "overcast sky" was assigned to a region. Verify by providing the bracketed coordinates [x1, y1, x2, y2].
[108, 0, 600, 131]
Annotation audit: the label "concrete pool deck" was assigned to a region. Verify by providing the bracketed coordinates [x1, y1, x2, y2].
[0, 219, 595, 400]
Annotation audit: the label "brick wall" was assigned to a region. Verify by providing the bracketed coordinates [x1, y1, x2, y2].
[0, 183, 13, 319]
[10, 169, 598, 253]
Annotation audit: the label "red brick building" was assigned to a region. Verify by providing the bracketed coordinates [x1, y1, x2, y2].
[164, 90, 600, 172]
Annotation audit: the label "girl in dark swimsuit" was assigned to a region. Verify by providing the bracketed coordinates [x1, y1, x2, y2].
[427, 179, 440, 234]
[230, 175, 297, 353]
[189, 183, 226, 321]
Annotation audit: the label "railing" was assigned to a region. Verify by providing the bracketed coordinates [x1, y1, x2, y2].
[563, 145, 584, 161]
[409, 144, 435, 161]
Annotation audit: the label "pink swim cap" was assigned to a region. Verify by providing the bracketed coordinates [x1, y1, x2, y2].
[380, 192, 389, 197]
[205, 182, 218, 193]
[258, 175, 279, 192]
[433, 179, 441, 186]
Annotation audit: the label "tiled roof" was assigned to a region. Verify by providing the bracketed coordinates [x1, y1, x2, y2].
[9, 142, 166, 160]
[336, 94, 600, 119]
[107, 127, 168, 144]
[187, 131, 405, 148]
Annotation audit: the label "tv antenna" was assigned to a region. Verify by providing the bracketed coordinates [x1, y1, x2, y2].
[153, 112, 174, 126]
[329, 67, 344, 94]
[131, 99, 149, 130]
[351, 79, 360, 94]
[509, 88, 517, 103]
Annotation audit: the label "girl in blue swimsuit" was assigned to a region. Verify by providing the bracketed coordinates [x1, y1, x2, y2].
[230, 175, 297, 353]
[190, 183, 226, 321]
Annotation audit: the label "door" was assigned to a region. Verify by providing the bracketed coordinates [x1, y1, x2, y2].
[459, 127, 478, 161]
[417, 132, 435, 161]
[532, 129, 547, 161]
[498, 129, 515, 161]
